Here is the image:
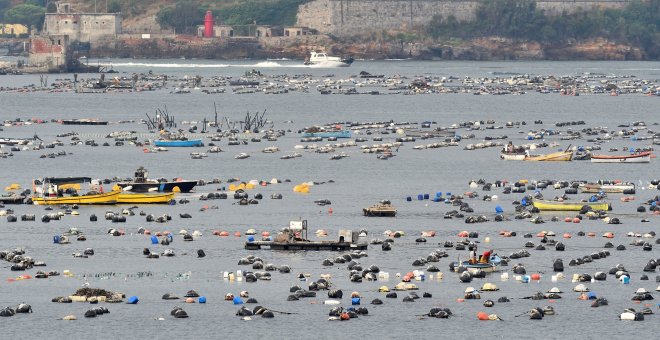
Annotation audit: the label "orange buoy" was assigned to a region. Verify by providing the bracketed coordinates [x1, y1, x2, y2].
[262, 231, 270, 237]
[144, 230, 151, 235]
[564, 217, 572, 222]
[185, 297, 194, 303]
[456, 298, 465, 303]
[477, 312, 490, 320]
[402, 275, 411, 282]
[572, 218, 580, 223]
[537, 232, 546, 237]
[458, 231, 469, 237]
[328, 208, 333, 214]
[212, 230, 220, 236]
[219, 231, 229, 237]
[531, 273, 541, 281]
[588, 232, 597, 237]
[603, 232, 614, 238]
[155, 232, 162, 237]
[340, 312, 350, 320]
[234, 232, 241, 237]
[563, 233, 572, 238]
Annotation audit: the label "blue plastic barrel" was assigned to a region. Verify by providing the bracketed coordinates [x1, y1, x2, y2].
[53, 235, 60, 244]
[127, 296, 139, 304]
[233, 296, 243, 305]
[495, 205, 503, 214]
[247, 236, 255, 242]
[436, 192, 442, 197]
[150, 235, 158, 244]
[199, 296, 207, 304]
[621, 275, 630, 284]
[406, 196, 412, 202]
[417, 194, 423, 200]
[351, 297, 360, 305]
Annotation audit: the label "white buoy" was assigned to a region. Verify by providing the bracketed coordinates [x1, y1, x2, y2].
[501, 273, 509, 281]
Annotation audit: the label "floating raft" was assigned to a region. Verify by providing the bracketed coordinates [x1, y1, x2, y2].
[244, 241, 368, 251]
[61, 119, 108, 125]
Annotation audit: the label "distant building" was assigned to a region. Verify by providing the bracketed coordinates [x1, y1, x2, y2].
[196, 25, 234, 38]
[43, 2, 122, 43]
[283, 26, 312, 37]
[0, 24, 29, 37]
[255, 26, 282, 38]
[29, 35, 69, 69]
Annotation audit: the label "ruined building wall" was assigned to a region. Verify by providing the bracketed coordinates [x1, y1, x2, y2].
[297, 0, 634, 36]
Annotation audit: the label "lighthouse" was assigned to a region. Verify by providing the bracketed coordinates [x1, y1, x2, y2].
[204, 10, 214, 38]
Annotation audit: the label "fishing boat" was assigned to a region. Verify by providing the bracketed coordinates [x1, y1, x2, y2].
[524, 150, 573, 161]
[153, 131, 202, 147]
[302, 127, 352, 139]
[245, 220, 368, 251]
[579, 182, 635, 194]
[117, 192, 175, 204]
[500, 142, 528, 160]
[451, 255, 502, 274]
[116, 167, 197, 193]
[590, 151, 652, 163]
[304, 51, 354, 67]
[532, 200, 610, 211]
[31, 177, 119, 205]
[363, 200, 397, 217]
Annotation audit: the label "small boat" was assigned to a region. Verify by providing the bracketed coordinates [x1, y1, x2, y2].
[451, 255, 502, 274]
[235, 153, 250, 159]
[524, 150, 573, 161]
[116, 167, 197, 193]
[32, 177, 119, 205]
[363, 200, 397, 217]
[304, 51, 354, 67]
[262, 146, 279, 153]
[579, 182, 635, 194]
[500, 152, 527, 160]
[153, 139, 203, 147]
[153, 131, 202, 147]
[500, 142, 528, 160]
[591, 151, 651, 163]
[532, 200, 610, 211]
[117, 192, 175, 204]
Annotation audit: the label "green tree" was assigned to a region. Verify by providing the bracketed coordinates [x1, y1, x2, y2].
[156, 0, 202, 34]
[107, 0, 121, 13]
[0, 0, 11, 22]
[4, 4, 46, 31]
[46, 1, 57, 13]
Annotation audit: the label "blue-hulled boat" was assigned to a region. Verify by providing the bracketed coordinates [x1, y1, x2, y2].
[302, 130, 352, 138]
[153, 139, 203, 147]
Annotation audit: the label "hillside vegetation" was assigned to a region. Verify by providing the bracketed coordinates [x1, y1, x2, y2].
[429, 0, 660, 58]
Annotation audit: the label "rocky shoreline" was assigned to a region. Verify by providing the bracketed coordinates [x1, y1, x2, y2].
[84, 36, 647, 62]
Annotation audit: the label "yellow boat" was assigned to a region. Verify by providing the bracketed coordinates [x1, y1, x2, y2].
[32, 177, 119, 205]
[524, 150, 573, 161]
[33, 190, 120, 205]
[117, 192, 175, 204]
[532, 200, 609, 211]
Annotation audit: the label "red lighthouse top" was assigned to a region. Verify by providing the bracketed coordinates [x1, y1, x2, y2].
[204, 10, 214, 38]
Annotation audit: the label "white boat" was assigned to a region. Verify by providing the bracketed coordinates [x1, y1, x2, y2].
[304, 51, 354, 67]
[500, 152, 527, 161]
[235, 153, 250, 159]
[579, 182, 635, 193]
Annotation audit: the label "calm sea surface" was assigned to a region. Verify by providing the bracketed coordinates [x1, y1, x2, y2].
[0, 59, 658, 339]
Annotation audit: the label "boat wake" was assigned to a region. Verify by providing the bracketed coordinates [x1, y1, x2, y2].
[101, 60, 348, 69]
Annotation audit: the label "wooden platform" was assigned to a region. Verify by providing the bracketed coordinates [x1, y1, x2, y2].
[244, 241, 368, 251]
